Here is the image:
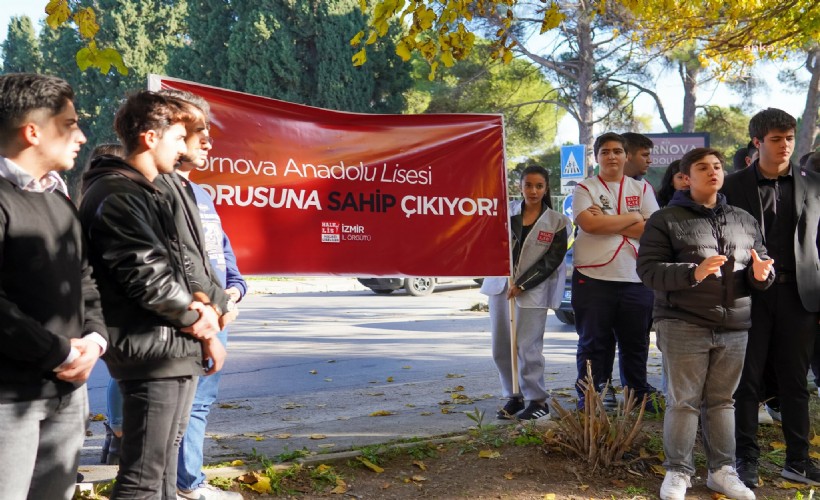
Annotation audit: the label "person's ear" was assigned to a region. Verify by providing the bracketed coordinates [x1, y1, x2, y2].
[142, 129, 159, 148]
[21, 122, 40, 146]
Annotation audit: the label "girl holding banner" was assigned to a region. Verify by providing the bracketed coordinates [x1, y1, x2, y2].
[481, 165, 570, 420]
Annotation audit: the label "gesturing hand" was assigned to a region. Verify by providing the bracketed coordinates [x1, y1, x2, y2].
[694, 255, 728, 282]
[750, 249, 774, 282]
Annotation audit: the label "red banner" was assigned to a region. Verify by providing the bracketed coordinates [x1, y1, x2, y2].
[149, 75, 510, 276]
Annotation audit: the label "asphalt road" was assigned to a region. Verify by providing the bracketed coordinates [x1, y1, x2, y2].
[79, 278, 662, 470]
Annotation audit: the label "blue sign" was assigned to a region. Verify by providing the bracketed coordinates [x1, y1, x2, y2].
[560, 145, 585, 195]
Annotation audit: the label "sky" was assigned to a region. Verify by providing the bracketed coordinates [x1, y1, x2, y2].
[1, 3, 811, 145]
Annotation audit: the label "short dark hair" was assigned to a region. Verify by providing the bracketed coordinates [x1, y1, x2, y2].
[520, 164, 553, 209]
[732, 147, 748, 172]
[0, 73, 74, 146]
[621, 132, 653, 155]
[593, 132, 626, 157]
[679, 147, 725, 176]
[113, 91, 194, 155]
[748, 108, 796, 142]
[157, 89, 210, 119]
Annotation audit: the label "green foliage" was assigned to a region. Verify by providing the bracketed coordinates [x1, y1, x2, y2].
[415, 40, 563, 158]
[273, 446, 310, 463]
[2, 16, 43, 74]
[510, 148, 562, 197]
[694, 106, 752, 159]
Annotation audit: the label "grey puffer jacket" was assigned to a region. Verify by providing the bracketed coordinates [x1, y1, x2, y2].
[637, 190, 774, 330]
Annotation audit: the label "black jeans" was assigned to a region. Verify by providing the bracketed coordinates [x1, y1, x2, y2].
[112, 376, 198, 500]
[572, 270, 654, 397]
[734, 282, 819, 463]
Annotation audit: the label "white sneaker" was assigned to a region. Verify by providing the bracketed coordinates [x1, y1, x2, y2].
[757, 404, 774, 425]
[707, 465, 756, 500]
[177, 482, 242, 500]
[660, 470, 691, 500]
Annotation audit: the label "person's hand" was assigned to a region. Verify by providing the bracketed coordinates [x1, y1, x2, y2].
[506, 284, 523, 299]
[225, 287, 241, 302]
[694, 255, 728, 282]
[586, 205, 603, 216]
[201, 337, 226, 376]
[219, 309, 238, 330]
[55, 337, 102, 383]
[751, 249, 774, 282]
[183, 301, 220, 340]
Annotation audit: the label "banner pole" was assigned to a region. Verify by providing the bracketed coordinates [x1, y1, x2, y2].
[509, 278, 519, 396]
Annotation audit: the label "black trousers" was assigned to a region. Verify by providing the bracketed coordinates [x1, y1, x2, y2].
[572, 269, 654, 397]
[112, 376, 198, 500]
[734, 281, 819, 463]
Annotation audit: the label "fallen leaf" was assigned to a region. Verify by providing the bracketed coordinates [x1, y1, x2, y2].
[776, 480, 809, 489]
[274, 433, 292, 439]
[405, 403, 416, 408]
[504, 472, 514, 480]
[255, 436, 265, 441]
[811, 451, 820, 460]
[318, 443, 336, 449]
[611, 479, 627, 488]
[219, 403, 238, 409]
[324, 378, 333, 382]
[91, 413, 106, 421]
[248, 476, 271, 494]
[650, 464, 666, 477]
[479, 450, 500, 459]
[330, 478, 347, 494]
[310, 434, 327, 440]
[230, 460, 244, 466]
[369, 410, 395, 417]
[366, 392, 385, 396]
[440, 407, 452, 414]
[445, 385, 465, 392]
[282, 402, 304, 410]
[578, 484, 589, 491]
[357, 456, 384, 473]
[445, 373, 464, 378]
[238, 472, 260, 483]
[811, 434, 820, 447]
[412, 460, 427, 471]
[386, 376, 394, 382]
[309, 369, 318, 374]
[420, 412, 433, 416]
[316, 464, 332, 473]
[380, 482, 392, 489]
[543, 494, 556, 500]
[411, 475, 427, 482]
[770, 441, 786, 450]
[402, 365, 412, 369]
[710, 493, 728, 499]
[639, 447, 650, 458]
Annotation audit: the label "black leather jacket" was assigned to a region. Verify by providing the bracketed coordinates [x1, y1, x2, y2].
[79, 156, 202, 380]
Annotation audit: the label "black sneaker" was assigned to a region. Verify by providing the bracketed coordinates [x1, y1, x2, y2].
[517, 401, 550, 421]
[496, 397, 525, 420]
[782, 459, 820, 485]
[736, 457, 759, 489]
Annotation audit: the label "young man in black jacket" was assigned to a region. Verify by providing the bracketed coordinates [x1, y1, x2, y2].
[0, 73, 108, 500]
[79, 91, 223, 499]
[638, 147, 773, 500]
[722, 108, 820, 488]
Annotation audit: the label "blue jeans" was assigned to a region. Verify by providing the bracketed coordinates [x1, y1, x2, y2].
[0, 386, 88, 500]
[177, 329, 228, 490]
[107, 376, 124, 434]
[657, 319, 747, 476]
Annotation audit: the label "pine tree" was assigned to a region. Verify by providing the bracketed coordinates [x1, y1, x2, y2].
[167, 0, 234, 86]
[1, 16, 43, 74]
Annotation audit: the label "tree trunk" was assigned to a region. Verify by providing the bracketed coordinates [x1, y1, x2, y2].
[796, 47, 820, 159]
[576, 9, 596, 176]
[680, 60, 700, 133]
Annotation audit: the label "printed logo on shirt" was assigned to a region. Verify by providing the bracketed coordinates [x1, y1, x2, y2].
[625, 196, 640, 210]
[537, 231, 554, 243]
[321, 221, 340, 243]
[598, 195, 613, 210]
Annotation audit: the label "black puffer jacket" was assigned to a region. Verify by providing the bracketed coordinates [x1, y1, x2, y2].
[637, 190, 774, 330]
[79, 156, 202, 380]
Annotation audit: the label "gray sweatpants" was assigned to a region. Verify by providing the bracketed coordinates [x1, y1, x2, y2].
[488, 287, 549, 403]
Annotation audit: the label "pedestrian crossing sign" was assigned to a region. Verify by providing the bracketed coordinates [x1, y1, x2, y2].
[560, 144, 585, 195]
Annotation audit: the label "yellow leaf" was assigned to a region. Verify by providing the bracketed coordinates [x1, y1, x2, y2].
[366, 31, 378, 45]
[357, 456, 384, 473]
[254, 436, 265, 441]
[350, 30, 365, 46]
[411, 475, 427, 481]
[427, 61, 438, 81]
[358, 0, 366, 13]
[540, 3, 564, 34]
[770, 441, 786, 450]
[309, 369, 318, 374]
[45, 0, 70, 29]
[440, 51, 455, 67]
[238, 472, 260, 484]
[316, 464, 332, 473]
[543, 494, 556, 500]
[412, 460, 427, 471]
[91, 413, 106, 421]
[98, 47, 128, 75]
[369, 410, 395, 417]
[504, 472, 514, 480]
[810, 434, 820, 446]
[230, 459, 244, 466]
[310, 434, 327, 440]
[248, 476, 271, 494]
[219, 403, 238, 409]
[579, 484, 589, 491]
[446, 373, 464, 378]
[386, 376, 394, 382]
[76, 46, 94, 72]
[650, 464, 666, 477]
[502, 49, 513, 64]
[274, 433, 292, 439]
[73, 7, 99, 39]
[352, 48, 367, 66]
[478, 450, 500, 459]
[777, 480, 809, 489]
[402, 365, 412, 369]
[711, 492, 728, 499]
[810, 451, 820, 460]
[331, 477, 348, 494]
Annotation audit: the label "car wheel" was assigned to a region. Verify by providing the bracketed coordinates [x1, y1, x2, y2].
[404, 277, 435, 296]
[372, 289, 394, 295]
[554, 310, 575, 325]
